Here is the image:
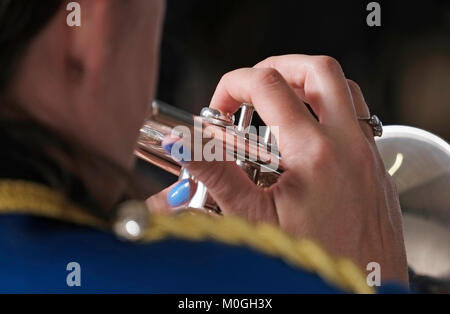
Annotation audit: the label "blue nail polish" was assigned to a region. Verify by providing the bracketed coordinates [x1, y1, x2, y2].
[163, 142, 176, 155]
[163, 142, 190, 163]
[167, 179, 191, 208]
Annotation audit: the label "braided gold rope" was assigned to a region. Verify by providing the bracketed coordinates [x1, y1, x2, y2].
[0, 180, 373, 294]
[0, 180, 108, 229]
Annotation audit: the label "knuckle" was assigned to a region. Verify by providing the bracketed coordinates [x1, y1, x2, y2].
[218, 71, 233, 85]
[258, 55, 280, 68]
[347, 79, 362, 93]
[218, 68, 245, 85]
[255, 68, 284, 87]
[312, 55, 343, 74]
[259, 56, 275, 65]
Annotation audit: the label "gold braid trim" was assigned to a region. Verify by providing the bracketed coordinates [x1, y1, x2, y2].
[0, 180, 373, 294]
[0, 180, 108, 229]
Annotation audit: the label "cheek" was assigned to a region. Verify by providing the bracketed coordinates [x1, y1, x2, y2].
[119, 2, 164, 123]
[101, 0, 165, 136]
[135, 1, 164, 99]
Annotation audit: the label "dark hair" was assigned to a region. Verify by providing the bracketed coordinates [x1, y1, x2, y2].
[0, 0, 143, 220]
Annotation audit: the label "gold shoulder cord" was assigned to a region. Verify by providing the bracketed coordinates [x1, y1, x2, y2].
[0, 180, 373, 294]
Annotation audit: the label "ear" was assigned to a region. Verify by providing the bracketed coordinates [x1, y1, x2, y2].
[65, 0, 111, 91]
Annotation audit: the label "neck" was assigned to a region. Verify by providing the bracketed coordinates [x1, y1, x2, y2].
[0, 106, 134, 215]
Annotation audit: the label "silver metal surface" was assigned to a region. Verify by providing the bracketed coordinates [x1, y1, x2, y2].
[200, 107, 235, 127]
[137, 101, 281, 214]
[359, 115, 383, 137]
[113, 201, 150, 242]
[237, 103, 255, 132]
[376, 126, 450, 291]
[178, 168, 210, 212]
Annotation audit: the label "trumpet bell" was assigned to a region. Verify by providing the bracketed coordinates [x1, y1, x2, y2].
[376, 126, 450, 292]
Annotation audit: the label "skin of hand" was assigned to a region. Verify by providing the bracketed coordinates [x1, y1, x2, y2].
[150, 55, 409, 285]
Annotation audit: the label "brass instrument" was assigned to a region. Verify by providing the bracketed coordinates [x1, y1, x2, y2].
[136, 102, 450, 292]
[136, 100, 281, 213]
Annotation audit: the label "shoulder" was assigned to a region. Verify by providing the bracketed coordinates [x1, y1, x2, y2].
[0, 180, 371, 294]
[0, 215, 344, 293]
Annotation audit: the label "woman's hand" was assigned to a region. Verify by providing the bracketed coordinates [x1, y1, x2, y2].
[156, 55, 408, 285]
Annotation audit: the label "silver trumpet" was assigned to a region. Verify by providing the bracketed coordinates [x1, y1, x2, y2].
[136, 100, 281, 214]
[136, 101, 450, 292]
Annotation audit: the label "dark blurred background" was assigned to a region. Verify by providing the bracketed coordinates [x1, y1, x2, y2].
[143, 0, 450, 192]
[156, 0, 450, 137]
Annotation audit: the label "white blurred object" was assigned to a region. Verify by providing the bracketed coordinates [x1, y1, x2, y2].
[403, 214, 450, 279]
[376, 126, 450, 287]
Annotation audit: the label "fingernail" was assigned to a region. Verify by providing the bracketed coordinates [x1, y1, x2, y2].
[167, 179, 191, 208]
[163, 141, 190, 163]
[163, 142, 176, 155]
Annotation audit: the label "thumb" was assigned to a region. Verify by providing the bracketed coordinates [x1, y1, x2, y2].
[146, 182, 189, 215]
